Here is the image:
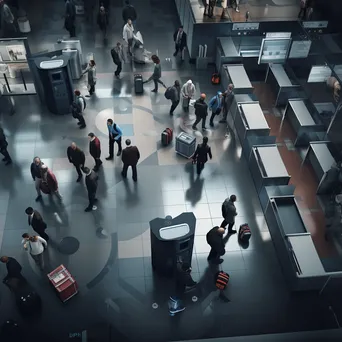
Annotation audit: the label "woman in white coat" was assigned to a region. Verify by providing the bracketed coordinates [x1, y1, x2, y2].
[181, 80, 196, 112]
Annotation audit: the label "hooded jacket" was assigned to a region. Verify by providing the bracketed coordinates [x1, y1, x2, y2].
[181, 80, 196, 99]
[209, 92, 223, 113]
[222, 198, 237, 224]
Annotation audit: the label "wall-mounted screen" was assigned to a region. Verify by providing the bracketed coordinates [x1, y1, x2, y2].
[289, 40, 312, 59]
[258, 38, 292, 65]
[307, 66, 332, 83]
[266, 32, 291, 39]
[302, 21, 328, 29]
[232, 23, 259, 31]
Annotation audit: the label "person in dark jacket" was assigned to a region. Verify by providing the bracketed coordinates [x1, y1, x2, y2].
[206, 226, 226, 264]
[121, 139, 140, 182]
[88, 132, 102, 171]
[82, 166, 99, 212]
[220, 84, 235, 123]
[64, 0, 76, 37]
[193, 136, 212, 175]
[97, 6, 108, 39]
[122, 0, 137, 23]
[25, 207, 49, 241]
[71, 89, 86, 129]
[111, 42, 125, 78]
[1, 256, 24, 283]
[30, 157, 43, 202]
[67, 142, 86, 182]
[173, 26, 187, 60]
[143, 55, 166, 93]
[0, 125, 11, 165]
[169, 80, 181, 115]
[221, 195, 237, 234]
[192, 93, 208, 131]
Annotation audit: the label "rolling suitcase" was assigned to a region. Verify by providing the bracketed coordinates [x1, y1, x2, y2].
[238, 223, 251, 243]
[134, 74, 143, 94]
[175, 132, 196, 158]
[161, 128, 173, 146]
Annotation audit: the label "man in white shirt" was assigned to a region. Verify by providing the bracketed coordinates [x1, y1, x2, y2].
[122, 19, 134, 55]
[22, 233, 47, 270]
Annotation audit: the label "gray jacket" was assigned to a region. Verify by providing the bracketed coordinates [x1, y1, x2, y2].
[222, 199, 237, 223]
[85, 66, 96, 86]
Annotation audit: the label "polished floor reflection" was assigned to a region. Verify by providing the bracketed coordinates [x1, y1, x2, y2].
[0, 0, 340, 341]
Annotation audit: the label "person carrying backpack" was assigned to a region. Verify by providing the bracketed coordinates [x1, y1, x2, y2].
[71, 89, 86, 129]
[208, 91, 223, 127]
[166, 80, 181, 115]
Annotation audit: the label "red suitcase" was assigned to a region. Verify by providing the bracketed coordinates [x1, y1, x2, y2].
[161, 128, 173, 146]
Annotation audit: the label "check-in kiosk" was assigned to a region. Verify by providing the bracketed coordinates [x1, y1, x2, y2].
[234, 102, 271, 157]
[302, 142, 336, 194]
[265, 64, 303, 106]
[282, 99, 326, 147]
[220, 64, 254, 94]
[149, 212, 196, 277]
[249, 145, 290, 195]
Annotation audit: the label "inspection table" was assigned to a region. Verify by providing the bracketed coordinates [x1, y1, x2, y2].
[221, 64, 254, 94]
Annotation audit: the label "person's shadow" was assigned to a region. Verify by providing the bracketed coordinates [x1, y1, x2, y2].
[185, 162, 204, 206]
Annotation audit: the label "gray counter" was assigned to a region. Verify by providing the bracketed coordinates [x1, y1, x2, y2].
[249, 145, 290, 195]
[303, 142, 336, 194]
[268, 64, 292, 87]
[282, 100, 326, 146]
[221, 64, 253, 94]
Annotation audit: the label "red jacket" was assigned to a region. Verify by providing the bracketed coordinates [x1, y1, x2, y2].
[40, 169, 58, 194]
[89, 137, 101, 159]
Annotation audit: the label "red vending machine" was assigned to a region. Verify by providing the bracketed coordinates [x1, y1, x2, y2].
[48, 264, 78, 302]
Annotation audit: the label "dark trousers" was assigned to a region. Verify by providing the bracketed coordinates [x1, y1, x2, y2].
[196, 161, 205, 175]
[73, 163, 82, 177]
[210, 109, 221, 124]
[170, 100, 180, 114]
[34, 229, 49, 242]
[89, 84, 95, 95]
[93, 156, 102, 170]
[208, 248, 220, 263]
[109, 137, 122, 157]
[88, 191, 96, 208]
[174, 44, 184, 58]
[122, 163, 137, 181]
[0, 147, 11, 161]
[67, 22, 76, 37]
[298, 7, 307, 19]
[222, 103, 232, 121]
[193, 115, 206, 129]
[221, 219, 235, 232]
[74, 113, 86, 126]
[115, 62, 122, 76]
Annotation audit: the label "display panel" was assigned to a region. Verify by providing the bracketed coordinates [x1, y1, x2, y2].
[232, 23, 259, 31]
[302, 21, 328, 29]
[289, 40, 312, 59]
[258, 38, 292, 65]
[307, 66, 332, 83]
[266, 32, 291, 39]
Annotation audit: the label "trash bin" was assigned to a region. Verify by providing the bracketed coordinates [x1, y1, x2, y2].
[17, 16, 31, 33]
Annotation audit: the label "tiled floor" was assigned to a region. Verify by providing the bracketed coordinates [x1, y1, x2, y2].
[0, 0, 340, 341]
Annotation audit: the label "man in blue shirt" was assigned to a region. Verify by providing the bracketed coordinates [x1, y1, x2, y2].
[106, 119, 123, 159]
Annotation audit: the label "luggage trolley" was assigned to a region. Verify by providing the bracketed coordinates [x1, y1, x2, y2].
[175, 132, 196, 159]
[48, 264, 78, 302]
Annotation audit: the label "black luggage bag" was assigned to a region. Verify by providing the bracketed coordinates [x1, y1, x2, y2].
[134, 74, 143, 94]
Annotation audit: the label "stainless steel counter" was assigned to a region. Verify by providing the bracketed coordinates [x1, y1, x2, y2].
[223, 64, 253, 91]
[269, 64, 292, 87]
[287, 100, 315, 126]
[240, 103, 269, 130]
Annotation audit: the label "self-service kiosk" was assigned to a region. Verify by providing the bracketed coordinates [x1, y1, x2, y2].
[149, 212, 196, 277]
[34, 56, 73, 115]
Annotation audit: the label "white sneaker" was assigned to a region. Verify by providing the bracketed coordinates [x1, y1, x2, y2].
[235, 7, 240, 12]
[92, 205, 97, 211]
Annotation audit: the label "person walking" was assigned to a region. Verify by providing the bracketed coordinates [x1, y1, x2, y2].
[97, 6, 108, 39]
[143, 55, 167, 93]
[169, 80, 181, 115]
[25, 207, 49, 241]
[67, 142, 86, 182]
[192, 93, 208, 131]
[208, 91, 223, 127]
[106, 119, 123, 159]
[221, 195, 237, 234]
[0, 0, 16, 36]
[1, 256, 24, 283]
[173, 26, 187, 60]
[83, 60, 97, 97]
[111, 42, 125, 78]
[181, 79, 196, 112]
[82, 167, 99, 212]
[122, 0, 137, 24]
[71, 89, 86, 129]
[121, 139, 140, 182]
[206, 226, 226, 264]
[192, 136, 212, 175]
[64, 0, 76, 37]
[122, 19, 135, 56]
[220, 84, 235, 124]
[88, 132, 102, 171]
[30, 157, 43, 202]
[298, 0, 311, 20]
[40, 165, 63, 200]
[0, 125, 12, 165]
[22, 234, 47, 270]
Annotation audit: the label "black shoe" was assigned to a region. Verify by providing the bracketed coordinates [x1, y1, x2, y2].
[192, 125, 197, 130]
[121, 172, 127, 178]
[84, 207, 92, 212]
[93, 167, 99, 172]
[5, 159, 12, 165]
[228, 230, 237, 235]
[170, 111, 173, 116]
[133, 178, 137, 182]
[93, 198, 98, 203]
[202, 127, 207, 131]
[76, 176, 82, 182]
[77, 122, 82, 125]
[117, 151, 122, 157]
[151, 89, 157, 93]
[85, 94, 91, 98]
[173, 52, 177, 57]
[79, 124, 86, 129]
[35, 195, 42, 202]
[219, 120, 227, 124]
[217, 258, 224, 264]
[210, 122, 214, 127]
[2, 157, 7, 161]
[105, 156, 113, 160]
